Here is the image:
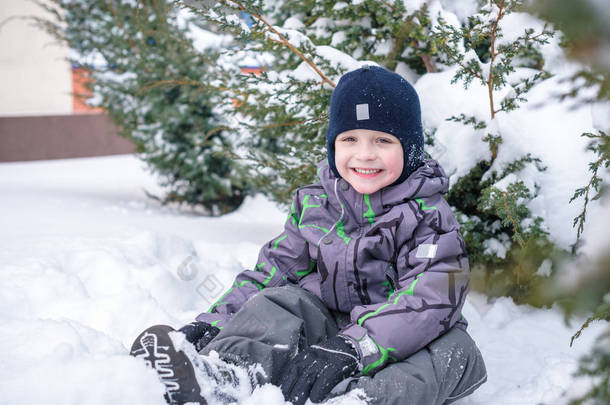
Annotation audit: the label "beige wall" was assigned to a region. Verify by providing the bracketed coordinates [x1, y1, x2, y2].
[0, 0, 72, 116]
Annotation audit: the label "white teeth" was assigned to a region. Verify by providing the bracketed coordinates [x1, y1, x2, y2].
[354, 168, 381, 174]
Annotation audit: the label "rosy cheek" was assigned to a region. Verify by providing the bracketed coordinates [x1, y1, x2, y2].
[387, 152, 403, 175]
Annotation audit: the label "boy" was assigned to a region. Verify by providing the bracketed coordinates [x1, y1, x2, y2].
[131, 65, 487, 405]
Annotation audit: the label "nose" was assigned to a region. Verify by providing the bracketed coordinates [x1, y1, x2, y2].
[355, 141, 376, 160]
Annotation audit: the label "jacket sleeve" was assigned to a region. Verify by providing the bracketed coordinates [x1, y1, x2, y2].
[195, 192, 310, 329]
[340, 195, 470, 375]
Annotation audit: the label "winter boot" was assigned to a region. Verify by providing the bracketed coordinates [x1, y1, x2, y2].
[130, 325, 257, 405]
[130, 325, 207, 405]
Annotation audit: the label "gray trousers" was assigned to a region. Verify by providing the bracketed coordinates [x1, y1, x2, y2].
[201, 285, 487, 405]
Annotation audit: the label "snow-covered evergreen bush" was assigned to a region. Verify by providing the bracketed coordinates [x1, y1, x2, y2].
[38, 0, 250, 214]
[429, 0, 559, 301]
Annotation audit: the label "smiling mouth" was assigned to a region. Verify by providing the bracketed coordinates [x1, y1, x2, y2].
[352, 168, 382, 176]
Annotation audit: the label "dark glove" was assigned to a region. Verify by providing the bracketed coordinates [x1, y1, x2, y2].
[279, 335, 360, 405]
[178, 321, 221, 352]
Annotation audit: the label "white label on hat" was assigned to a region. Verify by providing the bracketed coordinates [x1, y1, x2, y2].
[416, 244, 438, 259]
[356, 103, 369, 120]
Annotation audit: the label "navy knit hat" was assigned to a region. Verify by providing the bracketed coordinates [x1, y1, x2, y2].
[326, 65, 424, 185]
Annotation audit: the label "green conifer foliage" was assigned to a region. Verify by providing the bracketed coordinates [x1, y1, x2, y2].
[528, 2, 610, 402]
[530, 0, 609, 102]
[431, 0, 558, 302]
[179, 0, 448, 203]
[569, 331, 609, 405]
[37, 0, 249, 214]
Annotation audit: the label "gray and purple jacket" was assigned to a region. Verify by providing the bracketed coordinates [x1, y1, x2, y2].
[196, 158, 470, 375]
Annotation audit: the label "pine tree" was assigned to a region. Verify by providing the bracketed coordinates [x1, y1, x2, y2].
[37, 0, 250, 214]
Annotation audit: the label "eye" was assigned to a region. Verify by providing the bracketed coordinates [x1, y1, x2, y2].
[340, 136, 356, 142]
[377, 137, 394, 144]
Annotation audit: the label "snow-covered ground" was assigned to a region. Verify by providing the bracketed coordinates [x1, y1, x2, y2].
[0, 155, 605, 404]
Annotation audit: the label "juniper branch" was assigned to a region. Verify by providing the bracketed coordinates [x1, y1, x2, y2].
[226, 0, 335, 87]
[487, 0, 505, 119]
[570, 131, 609, 245]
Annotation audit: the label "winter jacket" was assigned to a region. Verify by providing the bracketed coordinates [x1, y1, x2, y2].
[196, 158, 470, 375]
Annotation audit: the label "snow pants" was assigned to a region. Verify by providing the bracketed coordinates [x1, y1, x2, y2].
[200, 285, 487, 405]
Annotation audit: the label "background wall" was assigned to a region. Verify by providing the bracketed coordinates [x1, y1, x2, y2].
[0, 0, 72, 116]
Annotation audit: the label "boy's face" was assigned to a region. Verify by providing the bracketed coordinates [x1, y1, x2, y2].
[334, 129, 403, 194]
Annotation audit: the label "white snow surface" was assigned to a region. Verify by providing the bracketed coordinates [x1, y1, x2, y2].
[0, 155, 606, 404]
